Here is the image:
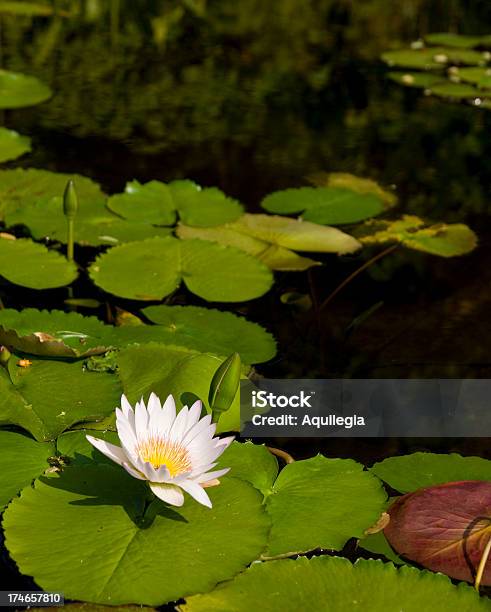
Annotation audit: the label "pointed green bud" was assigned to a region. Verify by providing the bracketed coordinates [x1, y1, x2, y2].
[0, 345, 11, 366]
[63, 180, 78, 219]
[209, 352, 241, 422]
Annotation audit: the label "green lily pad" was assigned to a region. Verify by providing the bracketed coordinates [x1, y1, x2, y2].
[0, 127, 31, 163]
[261, 187, 386, 225]
[0, 309, 111, 358]
[425, 33, 487, 49]
[382, 47, 487, 69]
[141, 305, 276, 364]
[116, 343, 242, 433]
[0, 168, 104, 221]
[263, 455, 386, 557]
[0, 237, 77, 289]
[0, 430, 54, 510]
[107, 179, 243, 228]
[370, 452, 491, 493]
[107, 180, 176, 226]
[181, 556, 489, 612]
[168, 179, 244, 226]
[359, 530, 404, 565]
[0, 69, 52, 109]
[216, 441, 278, 497]
[3, 465, 270, 605]
[307, 172, 398, 208]
[359, 216, 477, 257]
[0, 357, 121, 441]
[456, 67, 491, 88]
[89, 236, 273, 302]
[388, 71, 447, 89]
[429, 81, 481, 99]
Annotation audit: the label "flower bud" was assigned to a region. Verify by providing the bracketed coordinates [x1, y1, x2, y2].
[63, 179, 78, 219]
[209, 352, 241, 421]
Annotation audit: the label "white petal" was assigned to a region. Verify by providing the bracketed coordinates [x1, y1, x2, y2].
[182, 419, 216, 447]
[179, 479, 212, 508]
[150, 482, 185, 506]
[147, 392, 162, 419]
[216, 435, 235, 449]
[122, 462, 146, 481]
[121, 394, 133, 418]
[196, 468, 230, 483]
[134, 398, 149, 440]
[169, 405, 190, 441]
[86, 436, 128, 466]
[188, 400, 203, 426]
[155, 394, 177, 435]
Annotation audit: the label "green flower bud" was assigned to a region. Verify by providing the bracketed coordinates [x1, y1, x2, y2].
[0, 345, 11, 366]
[63, 179, 78, 219]
[209, 352, 241, 422]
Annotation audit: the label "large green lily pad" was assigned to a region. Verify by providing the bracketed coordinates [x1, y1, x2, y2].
[263, 455, 386, 557]
[0, 237, 77, 289]
[181, 556, 490, 611]
[382, 47, 488, 69]
[0, 357, 121, 441]
[3, 465, 270, 605]
[89, 236, 273, 302]
[261, 187, 386, 225]
[387, 71, 447, 89]
[424, 33, 490, 49]
[0, 127, 31, 163]
[370, 452, 491, 493]
[0, 69, 52, 109]
[107, 179, 243, 228]
[307, 172, 398, 208]
[359, 215, 477, 256]
[456, 67, 491, 88]
[0, 430, 54, 509]
[141, 304, 276, 364]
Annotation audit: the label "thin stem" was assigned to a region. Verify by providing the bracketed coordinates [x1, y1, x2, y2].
[319, 244, 399, 312]
[110, 0, 121, 49]
[67, 218, 74, 262]
[267, 446, 295, 464]
[475, 535, 491, 592]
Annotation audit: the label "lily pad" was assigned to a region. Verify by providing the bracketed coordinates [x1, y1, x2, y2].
[0, 430, 54, 509]
[181, 556, 489, 611]
[0, 309, 111, 358]
[216, 441, 278, 497]
[56, 430, 123, 466]
[107, 180, 176, 226]
[0, 69, 51, 109]
[141, 305, 276, 364]
[359, 215, 477, 257]
[263, 455, 386, 557]
[261, 187, 386, 225]
[370, 452, 491, 493]
[0, 357, 122, 441]
[430, 81, 481, 99]
[456, 67, 491, 88]
[3, 465, 270, 605]
[359, 530, 404, 565]
[388, 71, 447, 89]
[384, 481, 491, 585]
[89, 236, 273, 302]
[116, 343, 242, 433]
[0, 237, 77, 289]
[107, 179, 243, 228]
[0, 127, 31, 163]
[307, 172, 398, 208]
[382, 47, 488, 69]
[425, 33, 488, 49]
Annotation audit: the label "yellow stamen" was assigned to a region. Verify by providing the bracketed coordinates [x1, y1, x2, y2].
[137, 436, 191, 477]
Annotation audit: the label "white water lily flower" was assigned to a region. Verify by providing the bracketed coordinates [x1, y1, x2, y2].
[86, 393, 234, 508]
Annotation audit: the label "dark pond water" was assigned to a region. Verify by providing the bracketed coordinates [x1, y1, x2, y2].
[2, 1, 491, 605]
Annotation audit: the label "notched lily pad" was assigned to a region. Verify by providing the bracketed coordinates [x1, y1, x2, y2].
[0, 127, 31, 163]
[261, 186, 387, 225]
[0, 236, 77, 289]
[181, 556, 489, 611]
[384, 480, 491, 585]
[0, 69, 52, 109]
[89, 236, 273, 302]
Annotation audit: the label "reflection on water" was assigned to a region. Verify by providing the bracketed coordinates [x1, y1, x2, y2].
[1, 0, 491, 377]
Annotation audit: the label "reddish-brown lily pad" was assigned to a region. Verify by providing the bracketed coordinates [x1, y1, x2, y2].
[384, 481, 491, 585]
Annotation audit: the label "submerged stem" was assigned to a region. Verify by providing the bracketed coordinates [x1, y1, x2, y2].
[267, 446, 295, 464]
[319, 244, 399, 312]
[475, 535, 491, 592]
